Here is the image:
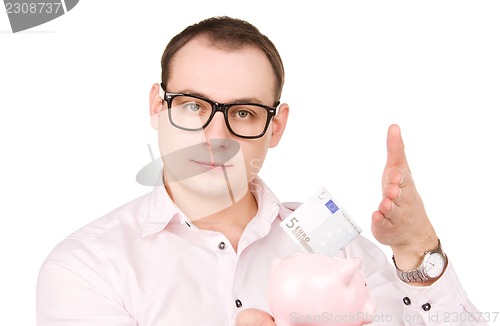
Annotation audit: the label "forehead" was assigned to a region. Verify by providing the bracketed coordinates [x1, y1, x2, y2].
[167, 36, 276, 104]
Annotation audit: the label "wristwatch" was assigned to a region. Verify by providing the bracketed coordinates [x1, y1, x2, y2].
[392, 239, 447, 283]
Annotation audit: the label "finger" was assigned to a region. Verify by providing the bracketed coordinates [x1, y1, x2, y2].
[382, 169, 404, 205]
[385, 124, 409, 170]
[383, 183, 401, 202]
[372, 210, 386, 224]
[385, 168, 404, 186]
[378, 197, 395, 216]
[235, 308, 275, 326]
[371, 210, 394, 245]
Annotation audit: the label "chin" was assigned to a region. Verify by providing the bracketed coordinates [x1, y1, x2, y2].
[177, 172, 249, 200]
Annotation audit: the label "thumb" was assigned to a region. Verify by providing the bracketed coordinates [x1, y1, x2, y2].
[235, 308, 275, 326]
[385, 124, 409, 170]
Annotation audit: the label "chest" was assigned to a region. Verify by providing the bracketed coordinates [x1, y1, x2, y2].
[118, 221, 300, 325]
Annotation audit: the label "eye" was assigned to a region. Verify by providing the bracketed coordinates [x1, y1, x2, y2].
[231, 108, 255, 120]
[236, 110, 250, 118]
[183, 102, 203, 113]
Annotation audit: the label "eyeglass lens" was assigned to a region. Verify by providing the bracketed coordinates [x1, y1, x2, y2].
[169, 95, 270, 137]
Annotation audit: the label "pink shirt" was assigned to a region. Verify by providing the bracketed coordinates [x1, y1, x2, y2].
[36, 178, 485, 325]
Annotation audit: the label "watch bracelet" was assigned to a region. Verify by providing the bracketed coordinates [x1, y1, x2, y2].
[392, 239, 445, 283]
[396, 267, 428, 282]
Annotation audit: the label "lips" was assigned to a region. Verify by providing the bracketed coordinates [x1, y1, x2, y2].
[192, 160, 233, 168]
[136, 139, 241, 186]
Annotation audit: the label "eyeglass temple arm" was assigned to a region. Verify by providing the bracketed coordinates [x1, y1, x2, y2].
[158, 83, 166, 100]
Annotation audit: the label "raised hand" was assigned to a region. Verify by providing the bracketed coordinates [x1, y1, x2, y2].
[371, 124, 439, 274]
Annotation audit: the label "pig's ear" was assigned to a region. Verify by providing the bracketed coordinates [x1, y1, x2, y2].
[352, 257, 363, 270]
[337, 258, 357, 285]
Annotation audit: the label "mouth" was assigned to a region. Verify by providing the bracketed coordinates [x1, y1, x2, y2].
[154, 139, 240, 182]
[192, 160, 233, 169]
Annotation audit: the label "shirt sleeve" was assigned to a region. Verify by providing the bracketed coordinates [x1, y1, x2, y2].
[343, 236, 487, 326]
[396, 263, 488, 325]
[36, 237, 135, 326]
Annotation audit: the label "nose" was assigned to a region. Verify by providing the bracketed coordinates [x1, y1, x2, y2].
[203, 111, 232, 142]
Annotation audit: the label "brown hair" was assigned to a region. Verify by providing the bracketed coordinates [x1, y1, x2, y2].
[160, 16, 285, 102]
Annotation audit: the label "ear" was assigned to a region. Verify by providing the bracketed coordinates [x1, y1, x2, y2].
[269, 103, 289, 148]
[149, 83, 163, 130]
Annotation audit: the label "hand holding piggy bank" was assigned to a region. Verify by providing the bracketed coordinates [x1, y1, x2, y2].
[268, 253, 375, 326]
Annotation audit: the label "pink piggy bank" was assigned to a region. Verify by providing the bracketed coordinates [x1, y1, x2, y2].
[268, 253, 375, 326]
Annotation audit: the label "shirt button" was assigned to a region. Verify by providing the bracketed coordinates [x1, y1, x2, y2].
[403, 297, 411, 305]
[422, 303, 431, 311]
[235, 299, 242, 308]
[218, 242, 226, 250]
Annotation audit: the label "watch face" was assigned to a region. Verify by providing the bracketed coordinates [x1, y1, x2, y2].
[424, 253, 446, 278]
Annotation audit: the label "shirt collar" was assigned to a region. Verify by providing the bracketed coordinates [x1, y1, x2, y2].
[141, 183, 188, 237]
[141, 176, 291, 237]
[249, 177, 291, 224]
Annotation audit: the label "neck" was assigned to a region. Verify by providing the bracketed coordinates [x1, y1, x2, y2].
[165, 180, 259, 251]
[193, 189, 258, 251]
[194, 189, 257, 226]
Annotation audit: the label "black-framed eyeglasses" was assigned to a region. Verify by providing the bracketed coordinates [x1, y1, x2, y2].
[159, 83, 280, 139]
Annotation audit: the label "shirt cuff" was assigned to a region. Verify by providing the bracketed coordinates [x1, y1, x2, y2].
[395, 262, 484, 325]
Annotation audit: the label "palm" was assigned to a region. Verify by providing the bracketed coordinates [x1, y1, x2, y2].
[371, 125, 436, 251]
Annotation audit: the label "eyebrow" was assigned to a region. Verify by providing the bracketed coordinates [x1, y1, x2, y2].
[175, 89, 265, 105]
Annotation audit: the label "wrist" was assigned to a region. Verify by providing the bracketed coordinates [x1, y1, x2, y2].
[391, 237, 439, 270]
[392, 238, 447, 286]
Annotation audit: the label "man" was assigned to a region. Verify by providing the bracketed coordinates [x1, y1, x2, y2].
[36, 16, 485, 325]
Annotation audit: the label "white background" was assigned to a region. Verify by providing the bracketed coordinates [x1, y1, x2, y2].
[1, 0, 499, 324]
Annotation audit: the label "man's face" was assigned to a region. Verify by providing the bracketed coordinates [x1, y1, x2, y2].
[151, 36, 287, 217]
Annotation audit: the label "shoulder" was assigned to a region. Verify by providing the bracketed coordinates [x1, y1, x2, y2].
[41, 191, 154, 268]
[71, 191, 152, 242]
